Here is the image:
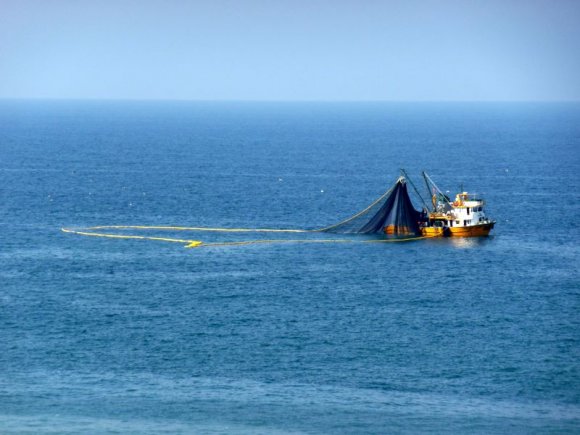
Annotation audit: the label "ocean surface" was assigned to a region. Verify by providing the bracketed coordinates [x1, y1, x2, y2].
[1, 101, 579, 434]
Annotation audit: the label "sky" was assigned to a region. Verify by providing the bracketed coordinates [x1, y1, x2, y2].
[0, 0, 579, 101]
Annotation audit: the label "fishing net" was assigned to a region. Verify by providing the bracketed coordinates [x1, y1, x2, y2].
[63, 176, 425, 249]
[319, 177, 422, 236]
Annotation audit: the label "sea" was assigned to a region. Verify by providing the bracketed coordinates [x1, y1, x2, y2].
[1, 101, 579, 434]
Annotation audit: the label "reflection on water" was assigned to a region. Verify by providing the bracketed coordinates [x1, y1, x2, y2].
[449, 237, 492, 249]
[421, 236, 495, 249]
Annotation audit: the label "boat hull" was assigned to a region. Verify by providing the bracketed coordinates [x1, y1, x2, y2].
[421, 222, 494, 238]
[421, 227, 446, 237]
[448, 222, 494, 237]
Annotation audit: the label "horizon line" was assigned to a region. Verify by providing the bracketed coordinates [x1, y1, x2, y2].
[0, 97, 579, 104]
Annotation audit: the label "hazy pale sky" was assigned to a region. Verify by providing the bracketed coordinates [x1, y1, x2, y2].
[1, 0, 579, 101]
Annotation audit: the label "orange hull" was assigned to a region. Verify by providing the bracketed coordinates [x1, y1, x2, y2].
[421, 222, 494, 238]
[448, 223, 493, 237]
[421, 227, 445, 237]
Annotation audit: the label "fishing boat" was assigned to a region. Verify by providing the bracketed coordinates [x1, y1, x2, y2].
[418, 172, 495, 237]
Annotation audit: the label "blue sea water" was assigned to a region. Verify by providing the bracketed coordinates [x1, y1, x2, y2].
[0, 101, 579, 433]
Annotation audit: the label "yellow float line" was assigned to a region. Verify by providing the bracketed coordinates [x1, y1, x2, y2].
[61, 227, 203, 247]
[62, 225, 433, 249]
[87, 225, 310, 233]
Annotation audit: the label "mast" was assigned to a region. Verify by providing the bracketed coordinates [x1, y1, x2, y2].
[422, 171, 453, 211]
[400, 168, 429, 211]
[422, 171, 434, 211]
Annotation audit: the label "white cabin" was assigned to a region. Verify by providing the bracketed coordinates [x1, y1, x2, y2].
[448, 192, 492, 228]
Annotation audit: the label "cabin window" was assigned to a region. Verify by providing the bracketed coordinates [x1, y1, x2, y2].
[478, 206, 483, 211]
[449, 220, 453, 227]
[467, 207, 470, 214]
[456, 220, 460, 224]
